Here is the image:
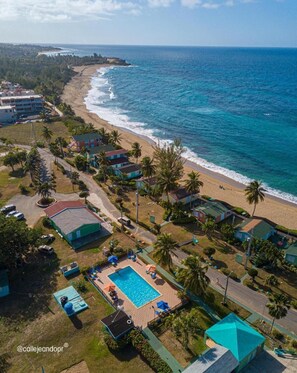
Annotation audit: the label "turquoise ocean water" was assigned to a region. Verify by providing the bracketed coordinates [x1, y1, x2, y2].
[54, 45, 297, 203]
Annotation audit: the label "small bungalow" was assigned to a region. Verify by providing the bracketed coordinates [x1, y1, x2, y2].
[105, 148, 129, 161]
[193, 201, 232, 223]
[284, 242, 297, 266]
[71, 132, 102, 151]
[0, 269, 9, 298]
[235, 218, 275, 242]
[183, 344, 239, 373]
[45, 201, 104, 250]
[101, 310, 134, 340]
[164, 187, 198, 205]
[136, 176, 158, 191]
[205, 313, 265, 372]
[115, 163, 142, 180]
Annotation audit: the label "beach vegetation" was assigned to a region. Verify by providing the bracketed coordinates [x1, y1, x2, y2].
[177, 255, 210, 296]
[42, 125, 53, 144]
[97, 151, 111, 183]
[200, 218, 216, 240]
[244, 180, 265, 216]
[265, 274, 280, 287]
[248, 268, 258, 282]
[109, 129, 122, 147]
[74, 154, 88, 171]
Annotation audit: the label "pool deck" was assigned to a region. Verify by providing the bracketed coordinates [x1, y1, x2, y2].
[92, 257, 181, 327]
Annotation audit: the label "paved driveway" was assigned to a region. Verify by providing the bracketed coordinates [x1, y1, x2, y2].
[8, 192, 79, 227]
[243, 350, 297, 373]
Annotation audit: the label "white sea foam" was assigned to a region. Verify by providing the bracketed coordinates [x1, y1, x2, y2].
[84, 67, 297, 205]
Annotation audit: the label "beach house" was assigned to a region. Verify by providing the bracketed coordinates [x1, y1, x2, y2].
[45, 201, 104, 249]
[72, 132, 102, 152]
[284, 242, 297, 266]
[204, 313, 265, 372]
[115, 163, 142, 180]
[105, 148, 130, 169]
[164, 187, 199, 205]
[235, 218, 275, 242]
[193, 200, 232, 223]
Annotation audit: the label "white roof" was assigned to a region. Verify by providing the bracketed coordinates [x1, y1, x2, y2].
[183, 345, 238, 373]
[0, 95, 43, 100]
[0, 105, 15, 110]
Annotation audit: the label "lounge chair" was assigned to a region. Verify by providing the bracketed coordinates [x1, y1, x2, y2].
[151, 272, 157, 279]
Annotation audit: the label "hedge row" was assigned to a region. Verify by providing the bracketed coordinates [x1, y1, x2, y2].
[275, 225, 297, 237]
[130, 330, 172, 373]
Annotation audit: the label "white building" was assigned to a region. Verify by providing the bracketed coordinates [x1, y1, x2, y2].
[0, 105, 17, 123]
[0, 95, 44, 116]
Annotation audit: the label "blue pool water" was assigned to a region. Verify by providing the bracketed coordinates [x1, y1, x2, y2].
[108, 266, 160, 308]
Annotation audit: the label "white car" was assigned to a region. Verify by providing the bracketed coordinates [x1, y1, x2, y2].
[13, 212, 24, 221]
[6, 210, 19, 217]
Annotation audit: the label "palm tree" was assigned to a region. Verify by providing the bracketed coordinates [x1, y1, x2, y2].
[79, 190, 90, 203]
[36, 178, 56, 203]
[165, 309, 201, 351]
[177, 255, 210, 296]
[110, 130, 122, 147]
[184, 171, 204, 209]
[42, 126, 53, 144]
[201, 219, 216, 240]
[25, 147, 41, 183]
[98, 128, 110, 144]
[140, 156, 156, 178]
[153, 233, 177, 270]
[267, 293, 291, 333]
[244, 180, 265, 216]
[97, 151, 110, 183]
[157, 168, 179, 201]
[70, 171, 80, 191]
[131, 142, 142, 163]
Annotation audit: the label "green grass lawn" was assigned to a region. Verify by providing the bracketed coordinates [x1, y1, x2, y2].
[0, 166, 34, 207]
[0, 221, 151, 373]
[0, 121, 71, 146]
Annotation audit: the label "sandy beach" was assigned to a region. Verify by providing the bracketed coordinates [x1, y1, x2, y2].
[62, 64, 297, 229]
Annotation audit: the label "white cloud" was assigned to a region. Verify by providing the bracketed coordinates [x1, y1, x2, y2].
[148, 0, 175, 7]
[0, 0, 141, 22]
[181, 0, 202, 8]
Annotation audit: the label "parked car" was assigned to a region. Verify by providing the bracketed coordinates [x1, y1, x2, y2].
[38, 245, 54, 255]
[1, 204, 16, 214]
[6, 210, 19, 217]
[41, 234, 55, 243]
[117, 217, 131, 227]
[13, 212, 24, 221]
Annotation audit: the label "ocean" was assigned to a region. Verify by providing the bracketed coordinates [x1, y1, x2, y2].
[54, 45, 297, 203]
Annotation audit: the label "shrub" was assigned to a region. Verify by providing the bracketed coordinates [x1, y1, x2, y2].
[19, 183, 29, 194]
[291, 340, 297, 349]
[36, 141, 45, 148]
[74, 279, 88, 293]
[104, 333, 130, 351]
[272, 329, 284, 341]
[291, 300, 297, 310]
[232, 207, 250, 217]
[172, 216, 196, 224]
[244, 279, 257, 290]
[248, 268, 258, 281]
[203, 247, 216, 257]
[42, 217, 52, 229]
[275, 225, 297, 237]
[201, 195, 212, 200]
[130, 330, 172, 373]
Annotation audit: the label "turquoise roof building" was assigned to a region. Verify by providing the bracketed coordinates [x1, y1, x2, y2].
[205, 313, 265, 372]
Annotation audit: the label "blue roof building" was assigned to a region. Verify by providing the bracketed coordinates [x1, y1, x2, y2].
[205, 313, 265, 372]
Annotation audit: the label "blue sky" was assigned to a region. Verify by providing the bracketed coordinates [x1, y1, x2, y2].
[0, 0, 296, 47]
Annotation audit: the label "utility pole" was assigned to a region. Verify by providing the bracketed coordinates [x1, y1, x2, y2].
[222, 271, 233, 305]
[244, 232, 253, 270]
[135, 190, 139, 224]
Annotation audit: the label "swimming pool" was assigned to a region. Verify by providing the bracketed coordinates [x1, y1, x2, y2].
[108, 266, 161, 308]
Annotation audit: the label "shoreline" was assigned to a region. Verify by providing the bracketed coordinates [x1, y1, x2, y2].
[62, 64, 297, 229]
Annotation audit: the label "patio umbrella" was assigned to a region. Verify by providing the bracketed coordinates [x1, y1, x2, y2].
[104, 283, 116, 292]
[146, 264, 156, 272]
[108, 255, 118, 263]
[157, 300, 169, 311]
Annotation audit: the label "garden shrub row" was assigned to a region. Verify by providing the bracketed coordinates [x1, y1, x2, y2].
[220, 268, 239, 281]
[130, 330, 172, 373]
[172, 216, 196, 224]
[232, 206, 250, 217]
[104, 333, 130, 351]
[275, 225, 297, 237]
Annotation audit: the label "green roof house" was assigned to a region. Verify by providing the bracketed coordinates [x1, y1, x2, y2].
[71, 132, 102, 151]
[205, 313, 265, 372]
[284, 242, 297, 266]
[235, 218, 275, 242]
[193, 201, 232, 223]
[45, 201, 107, 250]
